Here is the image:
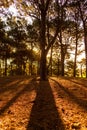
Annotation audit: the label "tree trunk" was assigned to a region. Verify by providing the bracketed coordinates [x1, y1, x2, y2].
[61, 54, 64, 76]
[50, 45, 53, 76]
[28, 59, 33, 76]
[40, 50, 47, 80]
[82, 21, 87, 77]
[57, 58, 60, 76]
[47, 45, 53, 76]
[80, 64, 83, 77]
[84, 33, 87, 78]
[39, 8, 47, 80]
[78, 2, 87, 77]
[4, 57, 7, 76]
[73, 23, 78, 77]
[38, 1, 58, 80]
[10, 63, 13, 76]
[60, 30, 65, 76]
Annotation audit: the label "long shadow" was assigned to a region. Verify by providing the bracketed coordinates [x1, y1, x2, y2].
[0, 79, 18, 88]
[0, 78, 35, 115]
[0, 77, 19, 86]
[0, 76, 34, 94]
[0, 80, 22, 94]
[51, 78, 87, 111]
[61, 77, 87, 88]
[27, 78, 65, 130]
[0, 76, 29, 88]
[68, 79, 87, 88]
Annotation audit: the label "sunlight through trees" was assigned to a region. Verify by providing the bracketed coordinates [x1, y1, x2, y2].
[0, 0, 87, 79]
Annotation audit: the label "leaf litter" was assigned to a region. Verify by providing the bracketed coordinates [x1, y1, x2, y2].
[0, 76, 87, 130]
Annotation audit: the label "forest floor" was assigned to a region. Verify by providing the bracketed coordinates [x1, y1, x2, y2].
[0, 76, 87, 130]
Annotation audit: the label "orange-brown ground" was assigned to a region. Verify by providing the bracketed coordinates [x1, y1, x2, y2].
[0, 76, 87, 130]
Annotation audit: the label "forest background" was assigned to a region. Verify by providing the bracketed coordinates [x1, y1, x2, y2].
[0, 0, 87, 80]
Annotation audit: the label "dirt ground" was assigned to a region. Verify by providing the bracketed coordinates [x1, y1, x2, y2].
[0, 76, 87, 130]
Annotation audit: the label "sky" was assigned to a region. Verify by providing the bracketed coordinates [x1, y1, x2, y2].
[8, 4, 18, 16]
[9, 4, 32, 24]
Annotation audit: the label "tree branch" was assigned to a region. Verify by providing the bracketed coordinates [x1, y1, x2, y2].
[46, 27, 59, 54]
[45, 0, 51, 12]
[62, 0, 69, 7]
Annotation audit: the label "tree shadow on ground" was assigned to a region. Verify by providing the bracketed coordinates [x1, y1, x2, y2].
[0, 80, 22, 94]
[0, 78, 35, 115]
[27, 78, 65, 130]
[51, 78, 87, 111]
[68, 79, 87, 88]
[61, 77, 87, 88]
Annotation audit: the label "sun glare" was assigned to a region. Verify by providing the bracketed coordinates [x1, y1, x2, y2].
[8, 4, 18, 16]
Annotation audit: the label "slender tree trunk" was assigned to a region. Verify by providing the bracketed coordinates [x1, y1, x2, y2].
[30, 42, 33, 76]
[50, 45, 53, 76]
[81, 64, 83, 77]
[61, 53, 64, 76]
[78, 3, 87, 77]
[0, 60, 1, 76]
[37, 61, 40, 76]
[73, 46, 77, 77]
[47, 45, 53, 76]
[29, 60, 31, 76]
[60, 30, 65, 76]
[84, 31, 87, 78]
[10, 63, 13, 76]
[57, 58, 60, 76]
[82, 21, 87, 77]
[29, 58, 33, 76]
[73, 24, 78, 77]
[4, 57, 7, 76]
[23, 63, 25, 75]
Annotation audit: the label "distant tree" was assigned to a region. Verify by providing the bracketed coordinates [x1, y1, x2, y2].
[78, 0, 87, 77]
[27, 23, 39, 75]
[73, 9, 81, 77]
[78, 58, 86, 77]
[0, 0, 86, 78]
[6, 17, 27, 74]
[0, 19, 12, 76]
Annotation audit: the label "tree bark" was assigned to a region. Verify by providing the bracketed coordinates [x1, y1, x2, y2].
[40, 50, 47, 80]
[57, 58, 60, 76]
[39, 6, 47, 80]
[50, 45, 53, 76]
[60, 30, 65, 76]
[61, 52, 64, 76]
[73, 22, 78, 77]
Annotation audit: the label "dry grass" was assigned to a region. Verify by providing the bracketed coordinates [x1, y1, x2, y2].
[0, 76, 87, 130]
